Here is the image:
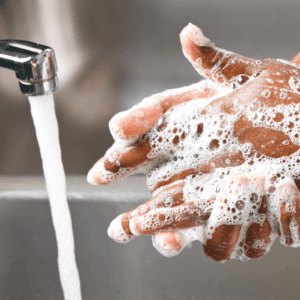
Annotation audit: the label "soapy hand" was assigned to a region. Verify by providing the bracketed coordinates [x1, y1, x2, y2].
[88, 23, 300, 261]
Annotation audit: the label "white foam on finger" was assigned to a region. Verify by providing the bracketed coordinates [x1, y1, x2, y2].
[180, 23, 213, 48]
[102, 36, 300, 260]
[109, 80, 218, 145]
[152, 227, 204, 257]
[87, 168, 98, 185]
[107, 214, 136, 243]
[152, 233, 181, 257]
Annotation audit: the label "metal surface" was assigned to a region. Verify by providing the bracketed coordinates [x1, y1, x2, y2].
[0, 40, 58, 96]
[0, 174, 150, 201]
[0, 175, 299, 300]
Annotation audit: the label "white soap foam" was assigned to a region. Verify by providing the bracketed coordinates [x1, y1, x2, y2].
[107, 60, 300, 260]
[152, 227, 203, 257]
[109, 79, 220, 145]
[108, 213, 136, 242]
[183, 23, 213, 48]
[146, 73, 300, 259]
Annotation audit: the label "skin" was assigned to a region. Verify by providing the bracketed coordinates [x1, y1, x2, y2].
[88, 23, 300, 262]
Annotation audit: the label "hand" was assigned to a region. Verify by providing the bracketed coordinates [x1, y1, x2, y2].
[88, 23, 300, 261]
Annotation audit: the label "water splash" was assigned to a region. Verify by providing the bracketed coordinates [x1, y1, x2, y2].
[28, 94, 82, 300]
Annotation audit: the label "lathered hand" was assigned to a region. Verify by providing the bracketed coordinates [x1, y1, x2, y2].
[88, 23, 300, 261]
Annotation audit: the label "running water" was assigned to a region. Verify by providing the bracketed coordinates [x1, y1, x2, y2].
[28, 94, 82, 300]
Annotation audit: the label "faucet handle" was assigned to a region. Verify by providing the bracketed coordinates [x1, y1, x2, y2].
[0, 40, 58, 96]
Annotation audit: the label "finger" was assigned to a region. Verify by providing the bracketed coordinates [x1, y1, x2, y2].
[275, 178, 300, 247]
[88, 138, 153, 185]
[107, 213, 137, 243]
[202, 172, 250, 262]
[152, 228, 203, 257]
[243, 217, 273, 259]
[129, 199, 213, 236]
[148, 149, 245, 192]
[129, 202, 208, 236]
[109, 80, 218, 144]
[152, 231, 187, 257]
[180, 23, 265, 86]
[148, 101, 300, 193]
[290, 52, 300, 66]
[242, 173, 272, 259]
[233, 115, 300, 158]
[89, 108, 208, 187]
[107, 181, 186, 243]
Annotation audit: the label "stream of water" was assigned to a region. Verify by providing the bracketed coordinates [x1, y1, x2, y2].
[28, 94, 82, 300]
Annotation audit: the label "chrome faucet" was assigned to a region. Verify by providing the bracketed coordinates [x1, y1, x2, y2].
[0, 40, 58, 96]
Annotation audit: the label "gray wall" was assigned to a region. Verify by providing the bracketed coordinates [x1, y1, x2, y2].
[0, 0, 300, 175]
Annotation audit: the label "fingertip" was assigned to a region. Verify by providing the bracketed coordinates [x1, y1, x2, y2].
[107, 222, 115, 239]
[87, 167, 107, 185]
[108, 214, 136, 243]
[109, 104, 163, 144]
[180, 23, 211, 50]
[161, 231, 185, 251]
[152, 231, 185, 257]
[109, 110, 142, 144]
[109, 113, 131, 144]
[180, 23, 198, 37]
[87, 168, 99, 185]
[87, 158, 110, 185]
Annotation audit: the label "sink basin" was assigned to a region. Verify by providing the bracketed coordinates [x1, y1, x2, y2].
[0, 175, 299, 300]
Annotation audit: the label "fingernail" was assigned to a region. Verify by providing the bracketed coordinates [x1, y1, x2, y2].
[129, 216, 142, 236]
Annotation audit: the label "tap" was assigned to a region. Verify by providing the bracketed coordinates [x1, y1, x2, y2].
[0, 40, 58, 96]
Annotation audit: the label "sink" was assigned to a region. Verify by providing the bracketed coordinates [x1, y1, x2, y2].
[0, 175, 299, 300]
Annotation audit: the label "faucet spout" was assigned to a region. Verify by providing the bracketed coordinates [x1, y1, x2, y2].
[0, 40, 58, 96]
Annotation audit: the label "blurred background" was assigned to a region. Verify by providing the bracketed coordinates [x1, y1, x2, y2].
[2, 1, 300, 299]
[0, 0, 300, 175]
